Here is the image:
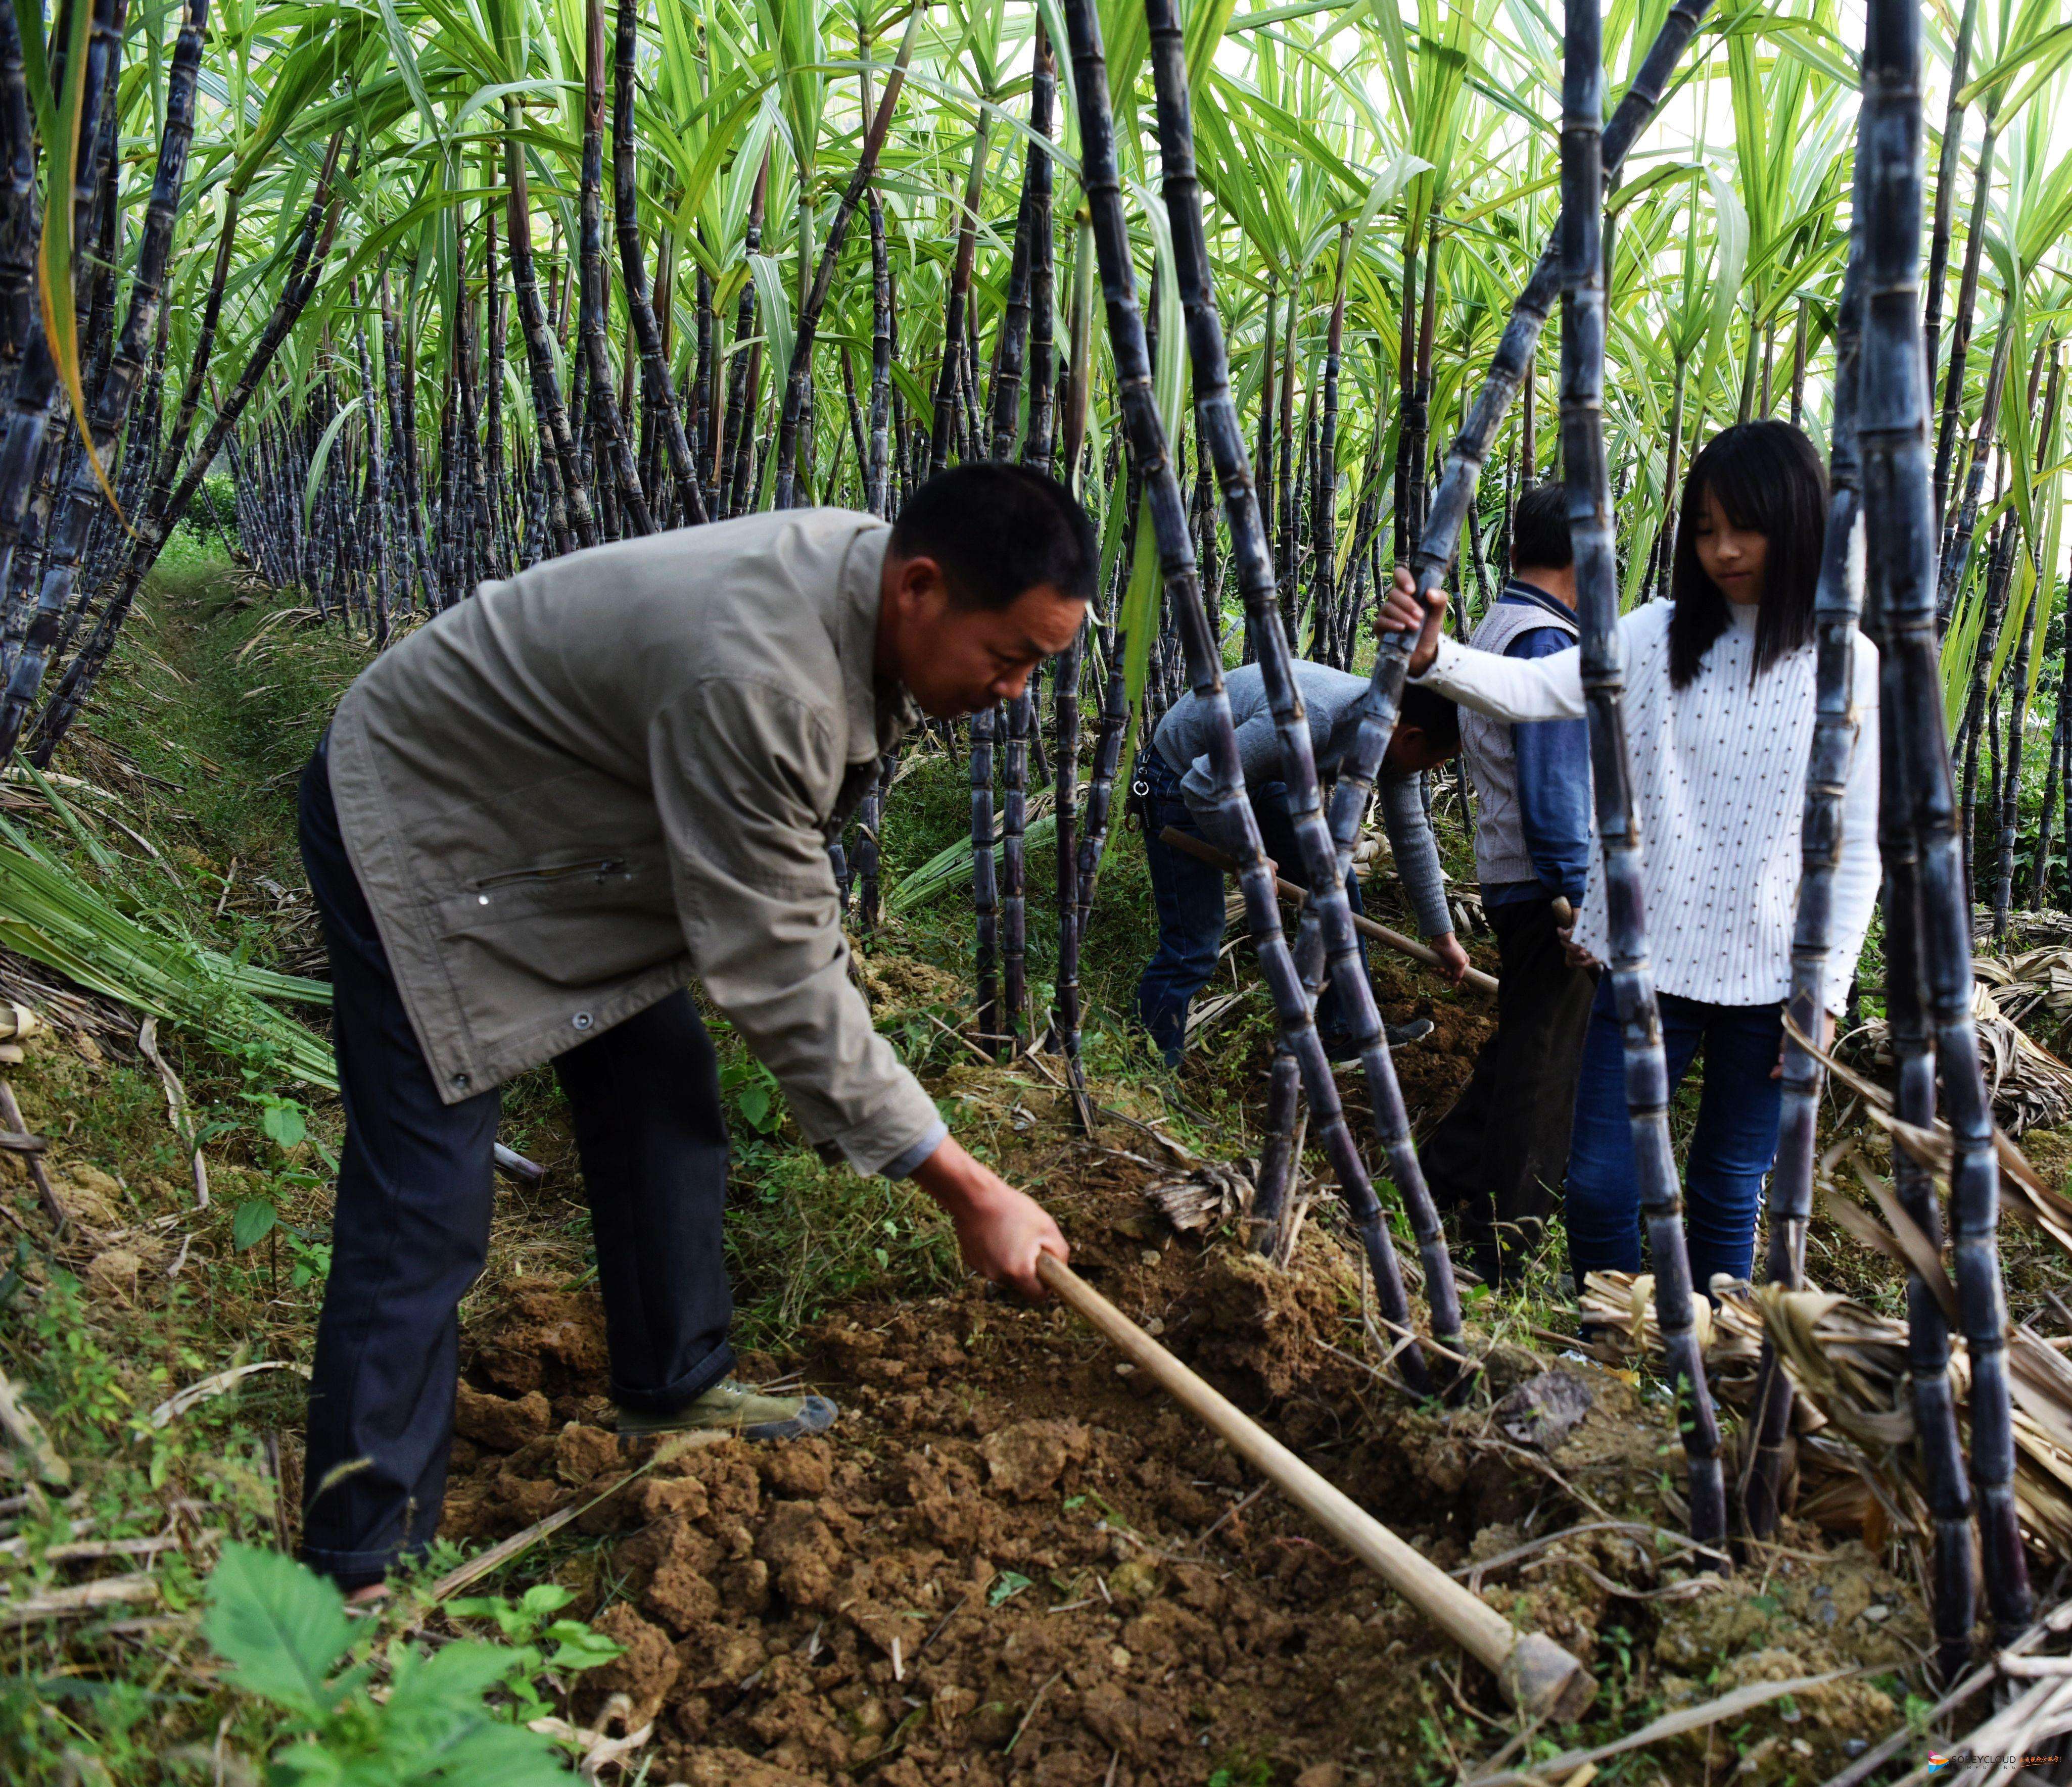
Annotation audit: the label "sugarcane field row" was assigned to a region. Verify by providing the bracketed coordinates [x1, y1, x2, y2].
[8, 0, 2072, 1780]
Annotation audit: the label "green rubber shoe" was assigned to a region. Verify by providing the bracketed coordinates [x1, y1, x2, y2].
[615, 1378, 838, 1442]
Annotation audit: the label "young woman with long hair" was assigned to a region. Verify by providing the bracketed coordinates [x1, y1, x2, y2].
[1379, 420, 1879, 1296]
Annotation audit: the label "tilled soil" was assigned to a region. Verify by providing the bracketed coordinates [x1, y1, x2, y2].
[438, 1154, 1933, 1786]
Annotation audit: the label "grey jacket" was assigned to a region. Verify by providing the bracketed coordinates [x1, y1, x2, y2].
[325, 510, 943, 1176]
[1151, 661, 1453, 938]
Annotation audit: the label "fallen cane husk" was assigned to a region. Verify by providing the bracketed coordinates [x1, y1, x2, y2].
[1034, 1252, 1596, 1720]
[1581, 1270, 2072, 1564]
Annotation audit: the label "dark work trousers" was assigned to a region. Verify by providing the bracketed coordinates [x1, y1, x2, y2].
[297, 738, 736, 1590]
[1133, 751, 1371, 1067]
[1419, 896, 1596, 1286]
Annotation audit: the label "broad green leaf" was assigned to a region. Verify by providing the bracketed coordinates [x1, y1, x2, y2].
[202, 1543, 355, 1718]
[232, 1197, 279, 1250]
[261, 1099, 309, 1149]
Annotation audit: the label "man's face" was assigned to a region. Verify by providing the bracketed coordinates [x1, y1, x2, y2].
[883, 554, 1087, 719]
[1382, 724, 1456, 781]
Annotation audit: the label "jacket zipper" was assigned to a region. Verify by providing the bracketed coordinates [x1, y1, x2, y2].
[473, 858, 628, 891]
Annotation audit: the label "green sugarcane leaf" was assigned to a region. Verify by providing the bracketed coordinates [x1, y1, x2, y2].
[1941, 583, 1985, 732]
[1185, 0, 1242, 87]
[1697, 168, 1749, 391]
[37, 0, 120, 528]
[886, 813, 1058, 914]
[748, 251, 797, 392]
[1126, 179, 1188, 447]
[1957, 16, 2072, 110]
[2023, 565, 2057, 710]
[303, 397, 366, 526]
[376, 0, 445, 144]
[1120, 498, 1162, 711]
[1990, 553, 2037, 696]
[9, 0, 55, 149]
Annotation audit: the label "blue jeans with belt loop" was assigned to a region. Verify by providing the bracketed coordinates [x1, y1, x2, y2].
[1563, 976, 1784, 1297]
[1133, 751, 1371, 1065]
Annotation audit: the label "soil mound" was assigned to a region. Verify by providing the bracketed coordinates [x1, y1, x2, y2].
[436, 1180, 1928, 1785]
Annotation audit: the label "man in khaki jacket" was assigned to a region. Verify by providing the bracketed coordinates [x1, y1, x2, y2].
[298, 464, 1090, 1595]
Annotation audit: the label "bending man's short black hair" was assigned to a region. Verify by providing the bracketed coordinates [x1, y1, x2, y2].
[1511, 482, 1574, 572]
[889, 464, 1098, 609]
[1399, 683, 1459, 757]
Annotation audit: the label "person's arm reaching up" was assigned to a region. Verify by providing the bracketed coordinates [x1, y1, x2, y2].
[1379, 566, 1586, 722]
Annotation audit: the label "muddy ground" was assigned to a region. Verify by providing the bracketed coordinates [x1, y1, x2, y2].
[423, 1120, 1932, 1787]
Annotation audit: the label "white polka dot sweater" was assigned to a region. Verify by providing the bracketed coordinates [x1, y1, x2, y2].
[1413, 598, 1880, 1014]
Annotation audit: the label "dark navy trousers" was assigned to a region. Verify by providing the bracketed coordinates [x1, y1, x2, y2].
[1133, 751, 1372, 1066]
[297, 739, 736, 1590]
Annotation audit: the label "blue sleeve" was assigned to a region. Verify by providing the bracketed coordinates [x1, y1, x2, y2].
[1506, 625, 1592, 902]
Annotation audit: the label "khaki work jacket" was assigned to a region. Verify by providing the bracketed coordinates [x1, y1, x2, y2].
[325, 509, 939, 1175]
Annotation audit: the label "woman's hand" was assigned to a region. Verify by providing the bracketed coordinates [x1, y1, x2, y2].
[1376, 566, 1449, 677]
[910, 1135, 1067, 1298]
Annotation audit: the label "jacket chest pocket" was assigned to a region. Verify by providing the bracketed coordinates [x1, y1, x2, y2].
[434, 851, 682, 988]
[437, 853, 670, 931]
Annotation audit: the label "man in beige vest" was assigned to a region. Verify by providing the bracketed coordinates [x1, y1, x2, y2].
[297, 465, 1089, 1596]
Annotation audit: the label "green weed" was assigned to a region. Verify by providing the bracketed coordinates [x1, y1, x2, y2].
[201, 1543, 580, 1783]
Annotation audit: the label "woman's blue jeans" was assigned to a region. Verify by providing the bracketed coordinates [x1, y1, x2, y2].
[1565, 977, 1783, 1297]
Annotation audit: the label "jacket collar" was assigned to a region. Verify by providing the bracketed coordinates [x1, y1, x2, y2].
[839, 521, 922, 758]
[1500, 577, 1577, 625]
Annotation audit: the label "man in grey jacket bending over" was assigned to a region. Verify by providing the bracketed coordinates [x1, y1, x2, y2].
[1135, 664, 1470, 1065]
[299, 465, 1088, 1598]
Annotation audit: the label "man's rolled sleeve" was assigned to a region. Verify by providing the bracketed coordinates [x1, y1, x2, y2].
[881, 1120, 948, 1180]
[652, 682, 942, 1175]
[1380, 775, 1454, 939]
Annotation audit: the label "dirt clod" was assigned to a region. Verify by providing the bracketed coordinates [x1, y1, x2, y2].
[583, 1603, 681, 1725]
[453, 1383, 552, 1451]
[553, 1420, 619, 1486]
[979, 1418, 1088, 1499]
[1493, 1368, 1595, 1450]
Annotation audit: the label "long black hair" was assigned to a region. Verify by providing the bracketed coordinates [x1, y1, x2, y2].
[1668, 420, 1827, 689]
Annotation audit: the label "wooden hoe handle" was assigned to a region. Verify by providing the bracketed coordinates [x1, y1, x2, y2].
[1035, 1252, 1596, 1722]
[1156, 826, 1499, 996]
